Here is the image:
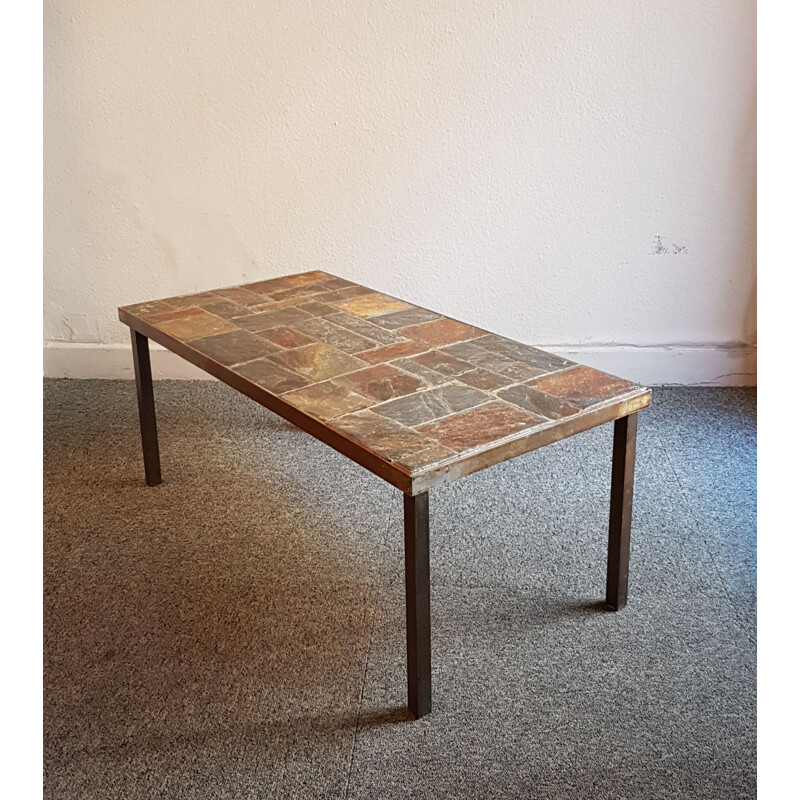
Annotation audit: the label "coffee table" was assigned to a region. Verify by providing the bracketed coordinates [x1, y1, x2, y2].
[119, 271, 651, 718]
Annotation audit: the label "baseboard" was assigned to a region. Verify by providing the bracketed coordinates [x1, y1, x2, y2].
[43, 342, 756, 387]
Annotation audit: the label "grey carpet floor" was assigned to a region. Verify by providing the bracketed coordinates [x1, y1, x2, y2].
[44, 380, 756, 799]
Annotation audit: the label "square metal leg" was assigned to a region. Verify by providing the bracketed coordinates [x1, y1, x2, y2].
[131, 329, 162, 487]
[605, 413, 638, 610]
[404, 491, 431, 718]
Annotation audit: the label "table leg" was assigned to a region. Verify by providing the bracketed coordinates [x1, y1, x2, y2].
[404, 491, 431, 718]
[605, 413, 638, 610]
[131, 329, 163, 487]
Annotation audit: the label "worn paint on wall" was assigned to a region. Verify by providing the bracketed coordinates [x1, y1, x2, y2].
[44, 0, 756, 377]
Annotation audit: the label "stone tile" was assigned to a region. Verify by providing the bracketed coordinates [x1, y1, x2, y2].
[369, 307, 442, 330]
[474, 333, 575, 373]
[391, 358, 451, 387]
[530, 365, 639, 409]
[244, 271, 331, 298]
[334, 293, 413, 318]
[298, 300, 338, 316]
[232, 306, 313, 332]
[457, 367, 515, 391]
[156, 310, 237, 340]
[268, 343, 367, 382]
[372, 383, 490, 427]
[257, 326, 316, 349]
[401, 317, 487, 347]
[214, 287, 270, 307]
[232, 358, 309, 394]
[497, 383, 582, 420]
[326, 313, 404, 346]
[330, 410, 438, 462]
[163, 291, 221, 309]
[417, 401, 542, 452]
[198, 297, 250, 319]
[408, 350, 476, 378]
[315, 285, 375, 304]
[281, 380, 373, 421]
[356, 340, 430, 365]
[268, 282, 329, 301]
[146, 306, 206, 324]
[318, 276, 357, 291]
[336, 364, 426, 403]
[123, 297, 179, 317]
[402, 443, 459, 473]
[187, 329, 280, 366]
[291, 317, 379, 354]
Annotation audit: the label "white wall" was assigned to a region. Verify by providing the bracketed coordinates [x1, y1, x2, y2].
[44, 0, 756, 385]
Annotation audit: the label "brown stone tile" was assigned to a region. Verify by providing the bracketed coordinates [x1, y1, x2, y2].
[298, 300, 338, 316]
[497, 383, 581, 420]
[372, 383, 490, 427]
[316, 285, 375, 304]
[356, 340, 430, 365]
[291, 317, 378, 354]
[319, 276, 357, 291]
[124, 298, 179, 317]
[370, 307, 442, 330]
[331, 410, 438, 463]
[457, 368, 515, 391]
[337, 364, 426, 403]
[401, 318, 487, 347]
[155, 310, 237, 340]
[257, 326, 316, 349]
[232, 306, 313, 332]
[146, 306, 206, 324]
[473, 334, 574, 373]
[232, 358, 309, 394]
[334, 292, 413, 318]
[268, 282, 329, 301]
[417, 401, 543, 452]
[282, 380, 372, 420]
[402, 443, 459, 473]
[187, 329, 280, 366]
[214, 287, 269, 307]
[244, 271, 331, 298]
[199, 298, 250, 319]
[408, 350, 475, 378]
[529, 366, 639, 409]
[391, 358, 451, 387]
[326, 313, 404, 346]
[268, 343, 367, 382]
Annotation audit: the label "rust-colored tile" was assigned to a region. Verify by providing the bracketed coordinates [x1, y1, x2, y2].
[356, 340, 430, 365]
[401, 318, 487, 347]
[214, 287, 269, 307]
[326, 312, 405, 346]
[417, 401, 543, 452]
[268, 343, 367, 382]
[408, 350, 475, 378]
[232, 358, 309, 394]
[473, 334, 574, 373]
[319, 276, 357, 291]
[268, 282, 329, 301]
[146, 306, 206, 324]
[232, 306, 313, 332]
[337, 364, 426, 403]
[529, 366, 638, 409]
[316, 285, 375, 304]
[497, 383, 581, 420]
[370, 307, 442, 330]
[156, 310, 237, 340]
[373, 383, 490, 427]
[247, 271, 332, 298]
[187, 329, 280, 366]
[123, 298, 179, 317]
[298, 300, 338, 316]
[331, 410, 438, 463]
[282, 380, 372, 420]
[199, 298, 250, 319]
[291, 317, 378, 354]
[334, 293, 413, 318]
[257, 326, 316, 349]
[457, 368, 515, 391]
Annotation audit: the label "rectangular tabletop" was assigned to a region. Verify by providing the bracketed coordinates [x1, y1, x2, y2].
[119, 271, 651, 494]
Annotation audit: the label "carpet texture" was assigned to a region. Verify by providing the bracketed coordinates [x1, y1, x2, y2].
[44, 380, 756, 799]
